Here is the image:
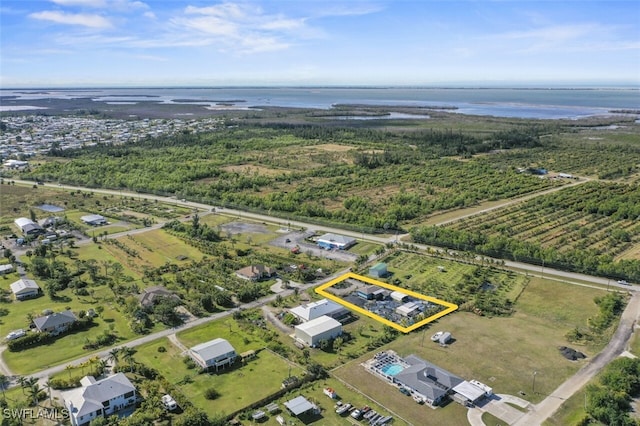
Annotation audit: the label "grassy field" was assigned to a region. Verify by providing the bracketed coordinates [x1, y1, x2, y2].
[2, 283, 140, 374]
[483, 411, 509, 426]
[332, 277, 607, 425]
[543, 386, 594, 426]
[134, 334, 306, 419]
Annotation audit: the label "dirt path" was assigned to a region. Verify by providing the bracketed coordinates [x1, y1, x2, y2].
[167, 333, 188, 354]
[514, 291, 640, 426]
[261, 306, 292, 335]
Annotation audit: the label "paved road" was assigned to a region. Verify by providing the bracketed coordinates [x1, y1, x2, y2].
[4, 267, 351, 385]
[6, 179, 638, 426]
[514, 291, 640, 426]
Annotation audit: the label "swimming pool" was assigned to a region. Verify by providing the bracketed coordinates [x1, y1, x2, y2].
[380, 363, 404, 376]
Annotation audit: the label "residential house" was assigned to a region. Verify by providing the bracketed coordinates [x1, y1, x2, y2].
[33, 309, 77, 335]
[62, 373, 137, 426]
[10, 278, 40, 300]
[235, 265, 276, 281]
[189, 338, 237, 371]
[393, 355, 463, 407]
[137, 285, 180, 309]
[0, 264, 14, 275]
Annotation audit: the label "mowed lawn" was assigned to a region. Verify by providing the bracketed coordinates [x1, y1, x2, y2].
[1, 275, 141, 374]
[117, 229, 206, 267]
[333, 278, 608, 425]
[134, 337, 306, 418]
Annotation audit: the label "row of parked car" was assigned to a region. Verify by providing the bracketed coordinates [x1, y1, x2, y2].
[335, 401, 392, 425]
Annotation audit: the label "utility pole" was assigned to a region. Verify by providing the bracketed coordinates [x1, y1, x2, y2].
[532, 371, 537, 394]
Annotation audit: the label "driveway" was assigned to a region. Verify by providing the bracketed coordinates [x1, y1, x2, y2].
[514, 291, 640, 425]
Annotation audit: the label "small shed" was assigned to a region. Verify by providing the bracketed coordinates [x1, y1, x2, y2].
[284, 396, 316, 416]
[369, 263, 388, 278]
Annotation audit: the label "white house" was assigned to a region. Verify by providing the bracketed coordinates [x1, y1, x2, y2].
[10, 278, 40, 300]
[289, 299, 348, 323]
[189, 338, 237, 371]
[81, 214, 107, 226]
[294, 315, 342, 347]
[62, 373, 137, 426]
[316, 233, 356, 250]
[0, 264, 14, 275]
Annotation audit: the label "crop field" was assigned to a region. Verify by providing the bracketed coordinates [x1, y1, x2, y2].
[413, 180, 640, 280]
[380, 251, 527, 314]
[445, 181, 640, 258]
[333, 278, 609, 426]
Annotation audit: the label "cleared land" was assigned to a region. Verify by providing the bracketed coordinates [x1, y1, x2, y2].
[333, 277, 608, 425]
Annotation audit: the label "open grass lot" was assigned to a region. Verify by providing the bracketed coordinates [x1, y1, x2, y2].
[630, 329, 640, 357]
[348, 241, 382, 256]
[333, 278, 608, 425]
[114, 230, 206, 269]
[134, 336, 306, 419]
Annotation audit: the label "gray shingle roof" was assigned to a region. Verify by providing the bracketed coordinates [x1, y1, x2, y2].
[63, 373, 136, 418]
[394, 355, 463, 402]
[33, 309, 76, 331]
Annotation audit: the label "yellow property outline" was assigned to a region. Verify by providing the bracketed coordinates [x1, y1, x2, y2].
[315, 272, 458, 333]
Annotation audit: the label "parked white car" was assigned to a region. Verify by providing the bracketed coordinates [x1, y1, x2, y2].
[162, 394, 177, 411]
[5, 329, 26, 341]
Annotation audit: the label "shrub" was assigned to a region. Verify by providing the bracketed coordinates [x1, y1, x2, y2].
[183, 356, 197, 369]
[157, 346, 166, 353]
[204, 387, 220, 400]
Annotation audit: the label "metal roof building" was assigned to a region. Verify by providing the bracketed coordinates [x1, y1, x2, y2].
[294, 315, 342, 347]
[189, 338, 237, 371]
[289, 298, 348, 322]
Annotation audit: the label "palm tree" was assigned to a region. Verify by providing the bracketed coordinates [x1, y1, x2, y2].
[120, 347, 135, 372]
[65, 364, 74, 381]
[0, 374, 8, 400]
[44, 380, 53, 404]
[107, 348, 120, 370]
[27, 383, 40, 407]
[17, 376, 27, 395]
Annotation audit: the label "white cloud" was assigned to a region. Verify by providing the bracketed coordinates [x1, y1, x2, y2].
[29, 10, 112, 28]
[50, 0, 107, 7]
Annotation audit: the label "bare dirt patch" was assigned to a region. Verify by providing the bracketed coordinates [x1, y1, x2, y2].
[220, 221, 271, 235]
[220, 164, 291, 176]
[301, 143, 355, 152]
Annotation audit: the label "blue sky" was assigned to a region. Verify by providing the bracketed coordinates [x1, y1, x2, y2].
[1, 0, 639, 87]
